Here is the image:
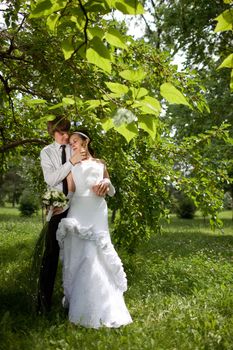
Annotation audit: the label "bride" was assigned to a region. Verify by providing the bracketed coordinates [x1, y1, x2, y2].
[56, 131, 132, 328]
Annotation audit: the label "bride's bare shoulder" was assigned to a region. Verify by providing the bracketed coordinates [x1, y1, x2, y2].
[92, 158, 106, 165]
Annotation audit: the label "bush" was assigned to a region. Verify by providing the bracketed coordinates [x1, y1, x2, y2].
[223, 191, 232, 210]
[173, 193, 196, 219]
[19, 190, 40, 216]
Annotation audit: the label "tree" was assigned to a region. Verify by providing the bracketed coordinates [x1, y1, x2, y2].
[0, 164, 25, 206]
[140, 0, 233, 200]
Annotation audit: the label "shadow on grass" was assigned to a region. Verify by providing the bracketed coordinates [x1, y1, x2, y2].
[147, 227, 233, 260]
[0, 263, 67, 343]
[0, 211, 66, 339]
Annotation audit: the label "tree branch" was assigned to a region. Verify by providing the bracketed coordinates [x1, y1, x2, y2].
[6, 15, 27, 55]
[11, 85, 54, 100]
[0, 73, 10, 94]
[0, 73, 17, 122]
[78, 0, 89, 45]
[0, 139, 48, 153]
[0, 52, 32, 64]
[141, 14, 154, 36]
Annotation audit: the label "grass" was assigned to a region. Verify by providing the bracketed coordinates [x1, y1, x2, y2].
[0, 207, 233, 349]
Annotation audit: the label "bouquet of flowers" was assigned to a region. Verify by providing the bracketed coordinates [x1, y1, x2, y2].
[42, 189, 69, 222]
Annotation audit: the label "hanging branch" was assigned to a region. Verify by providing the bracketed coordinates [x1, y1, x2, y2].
[71, 0, 89, 56]
[0, 73, 17, 123]
[141, 14, 154, 36]
[78, 0, 89, 45]
[0, 139, 48, 153]
[7, 14, 27, 55]
[8, 93, 16, 123]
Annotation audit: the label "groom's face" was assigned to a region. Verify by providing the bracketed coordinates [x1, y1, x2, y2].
[54, 131, 69, 145]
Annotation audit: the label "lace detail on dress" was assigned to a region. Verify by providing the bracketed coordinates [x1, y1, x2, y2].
[57, 218, 127, 292]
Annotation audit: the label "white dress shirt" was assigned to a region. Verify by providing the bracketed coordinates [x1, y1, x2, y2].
[40, 142, 72, 192]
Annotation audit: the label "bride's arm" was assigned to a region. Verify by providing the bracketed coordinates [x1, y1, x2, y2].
[102, 164, 115, 197]
[67, 172, 75, 197]
[92, 160, 115, 197]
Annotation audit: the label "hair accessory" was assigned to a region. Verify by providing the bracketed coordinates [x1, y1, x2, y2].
[73, 131, 89, 140]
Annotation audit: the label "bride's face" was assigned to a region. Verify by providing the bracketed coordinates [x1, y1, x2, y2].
[69, 134, 86, 152]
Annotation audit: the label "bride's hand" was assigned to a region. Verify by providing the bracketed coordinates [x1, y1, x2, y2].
[92, 180, 110, 196]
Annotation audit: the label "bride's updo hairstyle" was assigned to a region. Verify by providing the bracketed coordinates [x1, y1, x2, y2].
[71, 129, 95, 157]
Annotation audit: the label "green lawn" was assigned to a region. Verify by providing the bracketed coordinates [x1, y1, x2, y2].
[0, 207, 233, 350]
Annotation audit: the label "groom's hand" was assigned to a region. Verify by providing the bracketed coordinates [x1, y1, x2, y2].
[52, 207, 64, 216]
[70, 148, 87, 165]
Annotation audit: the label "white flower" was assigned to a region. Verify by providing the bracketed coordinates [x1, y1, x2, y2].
[42, 188, 68, 207]
[113, 108, 136, 127]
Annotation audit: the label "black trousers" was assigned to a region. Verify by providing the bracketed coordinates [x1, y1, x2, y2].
[38, 209, 68, 312]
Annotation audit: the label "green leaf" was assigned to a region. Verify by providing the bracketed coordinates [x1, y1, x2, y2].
[134, 96, 161, 115]
[105, 82, 129, 95]
[30, 0, 67, 18]
[115, 0, 144, 15]
[114, 122, 138, 142]
[215, 9, 233, 32]
[119, 69, 147, 82]
[44, 114, 56, 121]
[86, 48, 112, 73]
[62, 97, 75, 105]
[160, 83, 191, 107]
[61, 37, 74, 60]
[138, 115, 157, 139]
[87, 27, 105, 40]
[130, 87, 148, 99]
[101, 117, 114, 131]
[105, 28, 128, 50]
[39, 114, 56, 122]
[48, 102, 63, 110]
[230, 69, 233, 91]
[104, 0, 117, 8]
[30, 0, 52, 18]
[89, 37, 111, 59]
[68, 8, 85, 30]
[86, 38, 112, 73]
[217, 54, 233, 69]
[27, 99, 47, 105]
[85, 0, 109, 13]
[46, 13, 60, 32]
[228, 136, 233, 145]
[34, 114, 56, 126]
[84, 99, 105, 110]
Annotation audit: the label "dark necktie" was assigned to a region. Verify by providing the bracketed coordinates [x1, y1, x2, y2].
[61, 145, 68, 196]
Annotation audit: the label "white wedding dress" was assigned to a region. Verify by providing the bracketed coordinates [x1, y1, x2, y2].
[56, 159, 132, 328]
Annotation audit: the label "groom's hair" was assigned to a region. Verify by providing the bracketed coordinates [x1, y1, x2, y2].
[47, 115, 71, 136]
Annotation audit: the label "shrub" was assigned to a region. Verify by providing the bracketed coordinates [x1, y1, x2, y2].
[174, 193, 196, 219]
[223, 191, 232, 210]
[19, 190, 40, 216]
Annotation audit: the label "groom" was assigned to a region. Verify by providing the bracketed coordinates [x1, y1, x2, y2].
[38, 116, 110, 314]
